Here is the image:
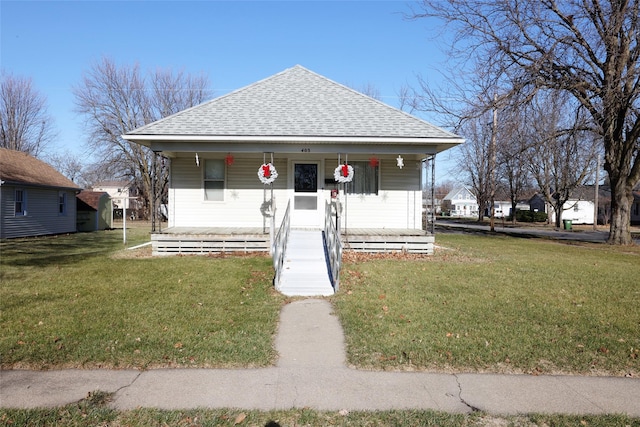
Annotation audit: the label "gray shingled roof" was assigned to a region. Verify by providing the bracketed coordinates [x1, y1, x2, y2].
[0, 148, 80, 190]
[127, 65, 460, 140]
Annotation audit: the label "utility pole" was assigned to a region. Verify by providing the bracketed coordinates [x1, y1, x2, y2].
[489, 93, 498, 232]
[593, 155, 600, 231]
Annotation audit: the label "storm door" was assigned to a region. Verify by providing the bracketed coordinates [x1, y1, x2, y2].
[291, 162, 321, 228]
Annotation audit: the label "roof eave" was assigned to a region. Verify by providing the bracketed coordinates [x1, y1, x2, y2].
[122, 134, 463, 156]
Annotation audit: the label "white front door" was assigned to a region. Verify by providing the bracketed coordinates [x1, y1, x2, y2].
[291, 162, 322, 228]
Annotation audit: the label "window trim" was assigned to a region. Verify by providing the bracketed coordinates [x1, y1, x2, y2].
[345, 160, 379, 196]
[203, 158, 226, 202]
[59, 191, 67, 215]
[14, 189, 27, 216]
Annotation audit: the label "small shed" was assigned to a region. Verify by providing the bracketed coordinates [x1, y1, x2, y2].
[76, 190, 112, 231]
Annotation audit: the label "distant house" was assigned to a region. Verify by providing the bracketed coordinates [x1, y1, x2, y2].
[0, 148, 81, 239]
[490, 200, 531, 219]
[529, 187, 598, 225]
[442, 187, 479, 218]
[76, 190, 112, 231]
[92, 181, 133, 210]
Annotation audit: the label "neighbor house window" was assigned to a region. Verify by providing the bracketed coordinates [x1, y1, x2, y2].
[204, 159, 225, 201]
[59, 192, 67, 215]
[14, 189, 26, 216]
[346, 161, 378, 195]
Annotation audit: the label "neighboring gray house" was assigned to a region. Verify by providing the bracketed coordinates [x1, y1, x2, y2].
[0, 148, 81, 239]
[123, 65, 464, 254]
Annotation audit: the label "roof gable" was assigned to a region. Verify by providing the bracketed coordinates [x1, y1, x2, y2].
[0, 148, 80, 190]
[444, 187, 476, 201]
[77, 190, 108, 210]
[127, 65, 460, 141]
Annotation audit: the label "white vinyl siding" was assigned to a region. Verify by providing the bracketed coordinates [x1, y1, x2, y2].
[169, 156, 289, 228]
[325, 157, 422, 229]
[168, 154, 423, 230]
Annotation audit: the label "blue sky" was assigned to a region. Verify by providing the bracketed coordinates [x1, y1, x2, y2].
[1, 0, 460, 179]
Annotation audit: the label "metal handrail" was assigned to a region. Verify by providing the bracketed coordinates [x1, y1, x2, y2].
[272, 200, 291, 290]
[324, 200, 343, 292]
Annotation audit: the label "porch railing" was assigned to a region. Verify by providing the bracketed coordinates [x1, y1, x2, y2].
[324, 200, 343, 292]
[272, 200, 291, 291]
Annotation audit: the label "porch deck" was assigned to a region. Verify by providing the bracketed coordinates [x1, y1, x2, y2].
[151, 227, 434, 255]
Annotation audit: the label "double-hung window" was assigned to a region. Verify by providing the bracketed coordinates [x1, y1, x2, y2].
[204, 159, 225, 201]
[346, 161, 379, 195]
[14, 189, 26, 216]
[59, 192, 67, 215]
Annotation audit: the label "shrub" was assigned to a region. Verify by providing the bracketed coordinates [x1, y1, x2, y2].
[512, 210, 548, 222]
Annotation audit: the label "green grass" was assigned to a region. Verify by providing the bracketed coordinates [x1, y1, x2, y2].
[2, 229, 640, 424]
[1, 225, 285, 369]
[333, 234, 640, 376]
[2, 394, 639, 427]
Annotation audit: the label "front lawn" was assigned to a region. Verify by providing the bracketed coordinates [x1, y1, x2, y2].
[0, 227, 284, 369]
[333, 234, 640, 376]
[2, 228, 638, 377]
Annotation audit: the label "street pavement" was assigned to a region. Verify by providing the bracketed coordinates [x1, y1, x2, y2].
[436, 220, 640, 244]
[1, 299, 639, 417]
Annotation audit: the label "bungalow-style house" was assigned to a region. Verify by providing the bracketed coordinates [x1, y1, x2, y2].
[76, 190, 112, 231]
[122, 65, 463, 256]
[0, 148, 80, 239]
[441, 186, 479, 218]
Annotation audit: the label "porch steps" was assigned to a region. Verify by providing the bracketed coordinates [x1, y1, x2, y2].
[278, 229, 334, 297]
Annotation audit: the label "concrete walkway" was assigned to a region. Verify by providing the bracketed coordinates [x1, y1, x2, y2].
[1, 299, 639, 416]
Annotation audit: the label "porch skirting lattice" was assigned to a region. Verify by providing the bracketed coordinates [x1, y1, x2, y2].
[151, 227, 434, 256]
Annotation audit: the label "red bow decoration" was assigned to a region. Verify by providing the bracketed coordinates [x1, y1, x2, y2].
[342, 164, 349, 177]
[369, 157, 379, 168]
[225, 154, 234, 166]
[262, 164, 271, 178]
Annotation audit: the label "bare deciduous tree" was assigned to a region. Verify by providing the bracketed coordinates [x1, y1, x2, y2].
[496, 106, 534, 224]
[413, 0, 640, 244]
[73, 57, 211, 220]
[1, 71, 56, 156]
[46, 150, 86, 186]
[525, 92, 600, 228]
[457, 111, 494, 221]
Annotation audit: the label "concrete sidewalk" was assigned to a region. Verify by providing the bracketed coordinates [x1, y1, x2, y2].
[1, 299, 639, 416]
